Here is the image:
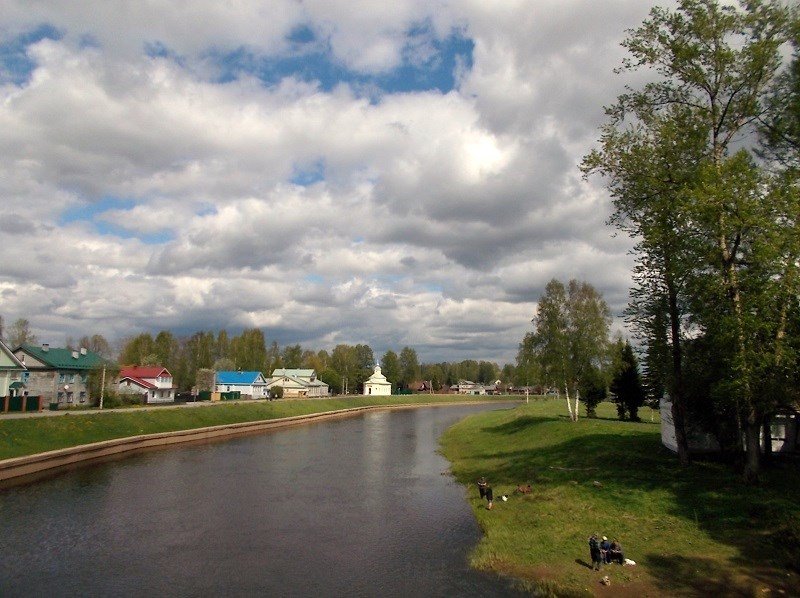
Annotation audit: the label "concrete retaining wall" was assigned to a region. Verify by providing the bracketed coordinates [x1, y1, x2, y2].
[0, 401, 514, 485]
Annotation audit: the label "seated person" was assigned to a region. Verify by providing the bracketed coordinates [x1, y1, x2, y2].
[608, 539, 624, 564]
[514, 483, 532, 494]
[600, 536, 611, 563]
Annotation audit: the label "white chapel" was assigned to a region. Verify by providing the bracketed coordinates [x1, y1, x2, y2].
[363, 364, 392, 396]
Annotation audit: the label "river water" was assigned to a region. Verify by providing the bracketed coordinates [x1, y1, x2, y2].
[0, 403, 524, 597]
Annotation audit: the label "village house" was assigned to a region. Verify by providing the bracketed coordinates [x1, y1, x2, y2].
[118, 365, 176, 404]
[0, 340, 26, 399]
[660, 395, 799, 455]
[267, 368, 329, 398]
[13, 343, 107, 406]
[215, 371, 269, 399]
[450, 380, 487, 395]
[363, 364, 392, 396]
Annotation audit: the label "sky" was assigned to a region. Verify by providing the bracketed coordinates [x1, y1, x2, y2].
[0, 1, 668, 364]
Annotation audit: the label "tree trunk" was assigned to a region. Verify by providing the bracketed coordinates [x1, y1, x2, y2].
[762, 416, 773, 460]
[574, 388, 580, 422]
[564, 383, 575, 421]
[666, 272, 691, 465]
[743, 413, 762, 483]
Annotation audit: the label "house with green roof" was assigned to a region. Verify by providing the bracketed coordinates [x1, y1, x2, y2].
[266, 368, 329, 398]
[13, 343, 109, 406]
[0, 339, 26, 399]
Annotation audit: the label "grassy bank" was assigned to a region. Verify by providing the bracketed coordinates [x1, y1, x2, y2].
[440, 399, 799, 597]
[0, 394, 516, 460]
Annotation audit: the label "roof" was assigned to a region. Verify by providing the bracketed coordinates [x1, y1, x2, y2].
[9, 381, 26, 389]
[0, 340, 25, 370]
[120, 366, 171, 379]
[17, 343, 107, 370]
[216, 371, 265, 385]
[119, 376, 157, 390]
[270, 368, 316, 378]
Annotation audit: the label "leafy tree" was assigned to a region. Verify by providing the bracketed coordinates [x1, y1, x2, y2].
[319, 367, 342, 394]
[216, 330, 230, 361]
[458, 359, 479, 382]
[584, 0, 792, 477]
[230, 328, 267, 372]
[281, 344, 303, 368]
[380, 350, 401, 384]
[331, 344, 358, 393]
[352, 344, 375, 392]
[7, 318, 37, 348]
[399, 347, 420, 388]
[119, 333, 155, 365]
[78, 334, 112, 359]
[420, 363, 445, 390]
[515, 332, 540, 387]
[153, 331, 178, 369]
[530, 279, 611, 421]
[477, 361, 498, 384]
[501, 363, 515, 384]
[213, 357, 236, 371]
[610, 340, 646, 421]
[760, 22, 800, 171]
[582, 366, 608, 419]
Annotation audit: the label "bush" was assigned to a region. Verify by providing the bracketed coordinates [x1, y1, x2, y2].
[270, 386, 284, 399]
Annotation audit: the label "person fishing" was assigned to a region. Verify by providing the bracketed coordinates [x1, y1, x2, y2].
[477, 477, 494, 510]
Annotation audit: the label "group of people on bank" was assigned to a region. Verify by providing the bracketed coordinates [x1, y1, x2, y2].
[475, 477, 629, 573]
[588, 533, 624, 569]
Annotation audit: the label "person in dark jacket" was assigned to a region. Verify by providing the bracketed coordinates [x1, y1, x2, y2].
[600, 536, 611, 563]
[588, 533, 602, 570]
[477, 477, 494, 510]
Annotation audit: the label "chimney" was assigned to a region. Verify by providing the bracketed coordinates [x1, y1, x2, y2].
[42, 343, 49, 352]
[72, 350, 79, 359]
[80, 347, 87, 355]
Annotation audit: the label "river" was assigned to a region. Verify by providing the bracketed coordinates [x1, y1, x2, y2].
[0, 403, 524, 597]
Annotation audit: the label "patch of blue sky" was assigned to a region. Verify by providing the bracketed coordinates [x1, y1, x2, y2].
[291, 159, 325, 186]
[208, 22, 473, 97]
[59, 196, 137, 225]
[0, 24, 62, 85]
[94, 222, 174, 245]
[59, 196, 172, 245]
[304, 273, 324, 284]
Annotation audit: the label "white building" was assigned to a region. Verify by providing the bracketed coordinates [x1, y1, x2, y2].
[215, 371, 268, 399]
[118, 366, 176, 403]
[363, 365, 392, 396]
[267, 369, 329, 398]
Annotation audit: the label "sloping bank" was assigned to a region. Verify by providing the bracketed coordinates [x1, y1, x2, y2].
[0, 396, 518, 485]
[438, 400, 800, 597]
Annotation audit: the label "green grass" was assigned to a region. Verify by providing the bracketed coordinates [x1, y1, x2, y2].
[440, 399, 800, 596]
[0, 394, 516, 460]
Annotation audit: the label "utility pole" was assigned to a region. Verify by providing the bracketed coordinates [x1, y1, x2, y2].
[99, 365, 106, 409]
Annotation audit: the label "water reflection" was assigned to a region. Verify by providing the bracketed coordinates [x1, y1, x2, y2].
[0, 404, 523, 597]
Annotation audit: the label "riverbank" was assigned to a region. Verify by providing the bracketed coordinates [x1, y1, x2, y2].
[440, 400, 799, 597]
[0, 394, 517, 460]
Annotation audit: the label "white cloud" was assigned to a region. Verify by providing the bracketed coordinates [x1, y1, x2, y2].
[0, 2, 655, 363]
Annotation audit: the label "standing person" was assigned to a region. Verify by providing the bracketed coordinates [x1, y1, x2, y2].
[600, 536, 611, 564]
[588, 533, 603, 571]
[477, 477, 494, 510]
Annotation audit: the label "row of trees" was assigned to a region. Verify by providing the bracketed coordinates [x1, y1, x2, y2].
[583, 0, 800, 480]
[1, 317, 513, 395]
[517, 279, 646, 422]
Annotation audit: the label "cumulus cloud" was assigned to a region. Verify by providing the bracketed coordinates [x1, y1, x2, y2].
[0, 2, 655, 363]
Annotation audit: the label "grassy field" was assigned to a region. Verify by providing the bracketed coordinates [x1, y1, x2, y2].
[440, 399, 800, 597]
[0, 394, 517, 460]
